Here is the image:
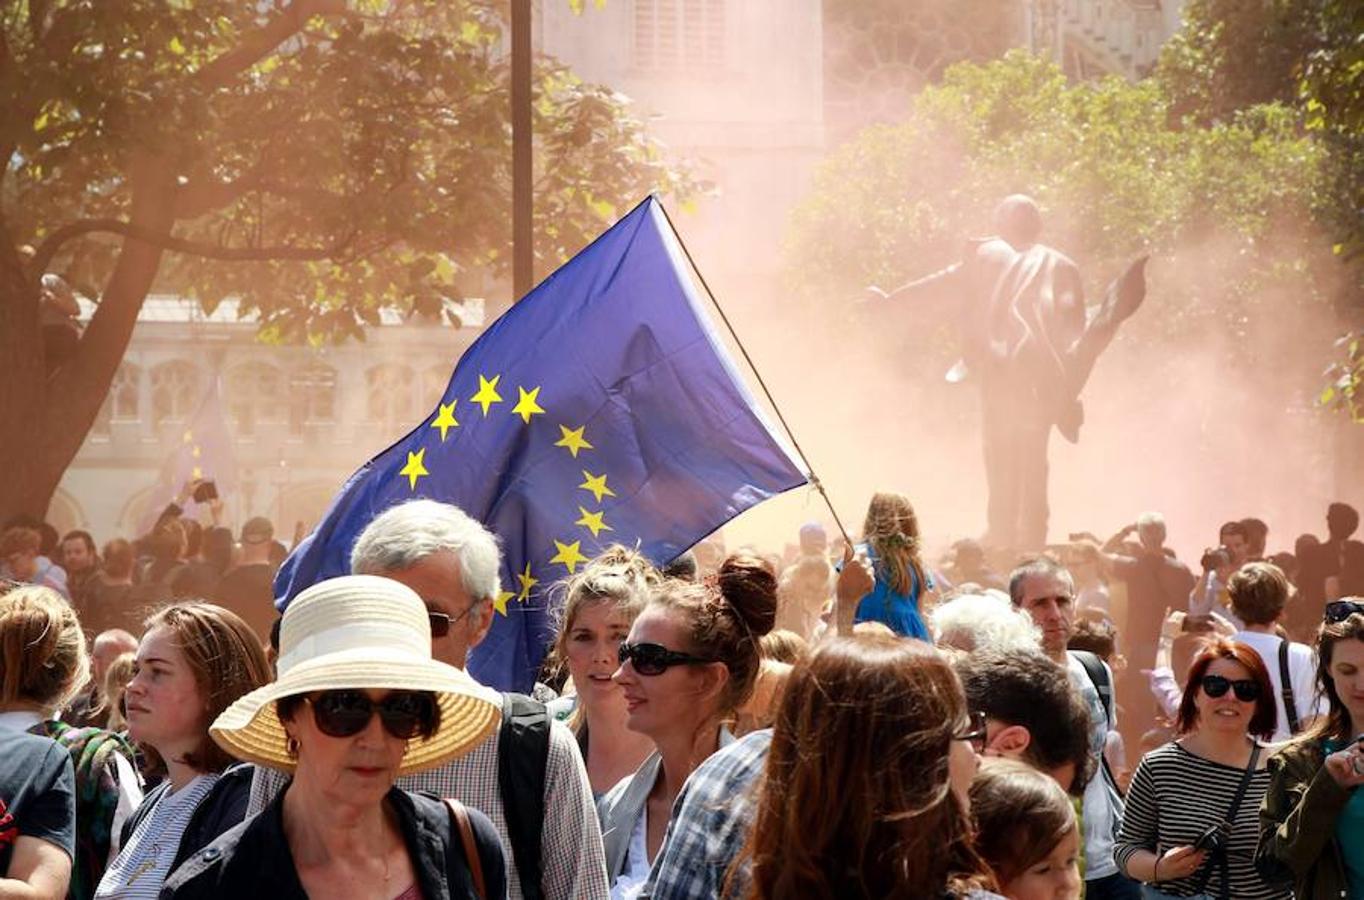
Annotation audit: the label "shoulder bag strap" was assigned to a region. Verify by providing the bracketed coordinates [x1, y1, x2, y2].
[1193, 743, 1262, 899]
[1278, 640, 1300, 735]
[445, 798, 486, 900]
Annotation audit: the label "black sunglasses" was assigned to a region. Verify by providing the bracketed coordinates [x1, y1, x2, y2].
[1325, 600, 1364, 624]
[428, 603, 479, 639]
[953, 710, 988, 752]
[306, 690, 437, 739]
[617, 641, 716, 676]
[1201, 675, 1261, 702]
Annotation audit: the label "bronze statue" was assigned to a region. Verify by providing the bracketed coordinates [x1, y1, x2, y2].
[867, 195, 1147, 549]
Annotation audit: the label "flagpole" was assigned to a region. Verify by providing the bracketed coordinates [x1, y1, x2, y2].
[653, 199, 853, 551]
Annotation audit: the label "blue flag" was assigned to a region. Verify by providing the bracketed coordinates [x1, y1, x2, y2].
[139, 378, 238, 534]
[274, 197, 807, 691]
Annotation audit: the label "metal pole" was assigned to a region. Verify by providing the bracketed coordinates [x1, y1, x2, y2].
[511, 0, 533, 300]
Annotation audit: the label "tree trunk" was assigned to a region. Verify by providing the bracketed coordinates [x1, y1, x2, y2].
[0, 155, 176, 525]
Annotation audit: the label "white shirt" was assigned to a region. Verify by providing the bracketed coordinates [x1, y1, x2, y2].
[1233, 630, 1327, 742]
[96, 774, 220, 899]
[1067, 654, 1123, 880]
[610, 804, 651, 900]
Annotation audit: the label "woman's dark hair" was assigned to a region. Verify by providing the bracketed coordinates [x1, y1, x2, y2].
[1303, 606, 1364, 744]
[142, 603, 271, 773]
[970, 759, 1077, 888]
[730, 636, 995, 899]
[651, 553, 776, 717]
[202, 527, 235, 574]
[1175, 638, 1277, 740]
[276, 690, 442, 744]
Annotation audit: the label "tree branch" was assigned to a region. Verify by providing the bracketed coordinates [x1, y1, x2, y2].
[32, 218, 354, 272]
[194, 0, 351, 91]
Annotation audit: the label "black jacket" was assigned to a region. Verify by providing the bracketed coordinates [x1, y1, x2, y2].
[160, 784, 507, 900]
[120, 763, 255, 877]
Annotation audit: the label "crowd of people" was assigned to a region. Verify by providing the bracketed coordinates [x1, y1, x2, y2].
[1, 489, 1361, 900]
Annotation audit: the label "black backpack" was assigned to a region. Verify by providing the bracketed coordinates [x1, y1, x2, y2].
[498, 692, 551, 900]
[1068, 649, 1122, 794]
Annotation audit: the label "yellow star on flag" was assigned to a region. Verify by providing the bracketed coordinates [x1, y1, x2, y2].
[554, 425, 593, 457]
[550, 539, 589, 574]
[493, 590, 514, 616]
[575, 506, 613, 538]
[191, 466, 203, 479]
[398, 448, 429, 490]
[511, 386, 545, 424]
[516, 563, 538, 602]
[182, 430, 193, 444]
[429, 401, 460, 441]
[191, 446, 201, 458]
[578, 470, 616, 503]
[470, 374, 503, 416]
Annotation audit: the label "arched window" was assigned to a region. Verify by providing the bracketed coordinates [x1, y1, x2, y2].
[226, 364, 286, 436]
[366, 364, 416, 429]
[92, 363, 142, 435]
[150, 361, 200, 427]
[289, 363, 337, 434]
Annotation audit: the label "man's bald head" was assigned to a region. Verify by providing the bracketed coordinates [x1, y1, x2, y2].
[994, 194, 1043, 249]
[92, 629, 138, 682]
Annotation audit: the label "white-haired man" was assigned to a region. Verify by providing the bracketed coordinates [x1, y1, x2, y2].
[250, 500, 608, 900]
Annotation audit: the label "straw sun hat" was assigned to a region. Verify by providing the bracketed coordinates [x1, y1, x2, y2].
[211, 574, 502, 775]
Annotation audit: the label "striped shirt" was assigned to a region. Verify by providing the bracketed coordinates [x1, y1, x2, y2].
[95, 774, 219, 899]
[1114, 742, 1291, 899]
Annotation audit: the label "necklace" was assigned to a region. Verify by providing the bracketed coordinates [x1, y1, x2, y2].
[125, 842, 160, 886]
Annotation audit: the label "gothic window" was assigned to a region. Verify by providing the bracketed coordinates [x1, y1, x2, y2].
[150, 361, 200, 427]
[289, 364, 337, 434]
[92, 363, 141, 434]
[226, 364, 286, 436]
[634, 0, 726, 71]
[366, 364, 417, 429]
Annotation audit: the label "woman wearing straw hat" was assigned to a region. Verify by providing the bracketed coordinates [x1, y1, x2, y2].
[162, 575, 508, 900]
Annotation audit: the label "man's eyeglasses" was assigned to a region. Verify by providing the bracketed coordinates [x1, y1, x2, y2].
[428, 603, 478, 638]
[953, 710, 988, 752]
[306, 690, 437, 739]
[617, 641, 716, 676]
[1200, 674, 1261, 702]
[1325, 600, 1364, 624]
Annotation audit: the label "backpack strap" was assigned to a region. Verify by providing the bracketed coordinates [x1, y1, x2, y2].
[1068, 650, 1122, 794]
[445, 798, 486, 900]
[498, 692, 550, 900]
[1278, 639, 1301, 736]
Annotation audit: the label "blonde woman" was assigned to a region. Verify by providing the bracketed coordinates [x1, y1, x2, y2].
[549, 546, 659, 796]
[0, 585, 142, 900]
[853, 491, 935, 640]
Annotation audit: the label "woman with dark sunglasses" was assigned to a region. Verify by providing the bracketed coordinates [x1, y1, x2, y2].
[1257, 600, 1364, 900]
[597, 554, 777, 898]
[162, 575, 507, 900]
[1115, 638, 1289, 899]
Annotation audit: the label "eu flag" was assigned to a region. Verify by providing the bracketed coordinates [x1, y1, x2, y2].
[274, 197, 807, 691]
[139, 378, 238, 534]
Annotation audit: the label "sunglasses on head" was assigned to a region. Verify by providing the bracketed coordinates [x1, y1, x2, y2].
[953, 710, 988, 753]
[1200, 674, 1260, 702]
[1325, 600, 1364, 624]
[617, 641, 716, 676]
[306, 690, 437, 739]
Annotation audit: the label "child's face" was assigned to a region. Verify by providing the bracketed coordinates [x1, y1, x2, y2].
[1003, 828, 1082, 900]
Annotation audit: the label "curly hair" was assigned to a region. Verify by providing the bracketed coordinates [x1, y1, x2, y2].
[862, 492, 928, 598]
[730, 636, 995, 899]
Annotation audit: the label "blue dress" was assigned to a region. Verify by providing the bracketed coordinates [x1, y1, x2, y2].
[852, 543, 932, 640]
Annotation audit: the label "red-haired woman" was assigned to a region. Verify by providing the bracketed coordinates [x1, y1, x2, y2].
[1114, 639, 1290, 899]
[728, 635, 999, 899]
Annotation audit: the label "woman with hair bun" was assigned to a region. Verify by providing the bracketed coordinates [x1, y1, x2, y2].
[598, 553, 776, 898]
[853, 491, 935, 639]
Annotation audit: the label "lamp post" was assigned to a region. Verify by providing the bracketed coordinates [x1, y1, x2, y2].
[511, 0, 533, 301]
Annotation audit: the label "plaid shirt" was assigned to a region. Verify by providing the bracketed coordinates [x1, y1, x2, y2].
[641, 729, 772, 900]
[248, 719, 608, 900]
